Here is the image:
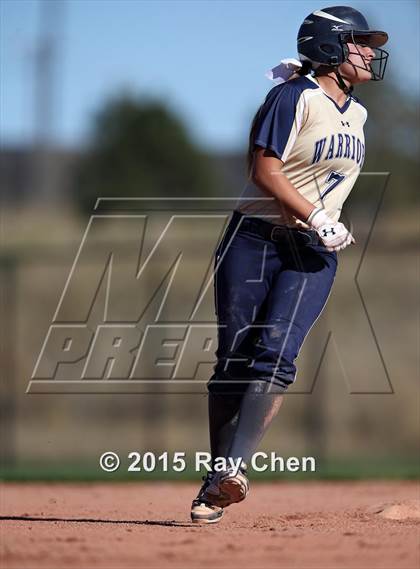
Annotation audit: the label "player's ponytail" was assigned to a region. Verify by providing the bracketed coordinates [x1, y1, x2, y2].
[296, 59, 312, 77]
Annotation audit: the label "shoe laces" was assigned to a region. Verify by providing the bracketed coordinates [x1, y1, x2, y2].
[195, 471, 214, 500]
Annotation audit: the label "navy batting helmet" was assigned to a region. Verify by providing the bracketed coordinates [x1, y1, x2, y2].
[297, 6, 389, 82]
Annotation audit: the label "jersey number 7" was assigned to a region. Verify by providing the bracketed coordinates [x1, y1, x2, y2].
[321, 171, 345, 199]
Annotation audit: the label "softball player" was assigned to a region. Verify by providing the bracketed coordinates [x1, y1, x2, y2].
[191, 5, 388, 524]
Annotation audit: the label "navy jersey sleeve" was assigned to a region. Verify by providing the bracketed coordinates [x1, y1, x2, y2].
[253, 82, 302, 161]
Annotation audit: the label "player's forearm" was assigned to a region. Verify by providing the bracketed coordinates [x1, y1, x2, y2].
[252, 169, 315, 223]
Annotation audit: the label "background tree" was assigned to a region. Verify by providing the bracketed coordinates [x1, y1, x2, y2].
[74, 94, 218, 214]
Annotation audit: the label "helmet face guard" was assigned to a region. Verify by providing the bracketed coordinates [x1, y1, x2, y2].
[340, 30, 389, 81]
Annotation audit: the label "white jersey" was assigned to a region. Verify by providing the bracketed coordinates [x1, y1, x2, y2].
[236, 74, 367, 228]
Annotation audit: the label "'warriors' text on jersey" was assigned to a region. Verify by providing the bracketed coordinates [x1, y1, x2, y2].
[237, 74, 367, 228]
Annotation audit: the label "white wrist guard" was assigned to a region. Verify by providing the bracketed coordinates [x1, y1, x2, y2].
[306, 208, 333, 229]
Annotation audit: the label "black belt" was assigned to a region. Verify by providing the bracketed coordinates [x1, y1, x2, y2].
[232, 210, 321, 246]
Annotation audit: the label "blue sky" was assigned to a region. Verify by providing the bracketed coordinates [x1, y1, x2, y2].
[1, 0, 419, 152]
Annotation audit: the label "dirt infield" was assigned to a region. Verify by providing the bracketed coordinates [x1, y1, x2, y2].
[1, 481, 419, 569]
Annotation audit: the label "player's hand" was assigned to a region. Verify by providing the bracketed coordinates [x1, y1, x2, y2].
[307, 208, 355, 252]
